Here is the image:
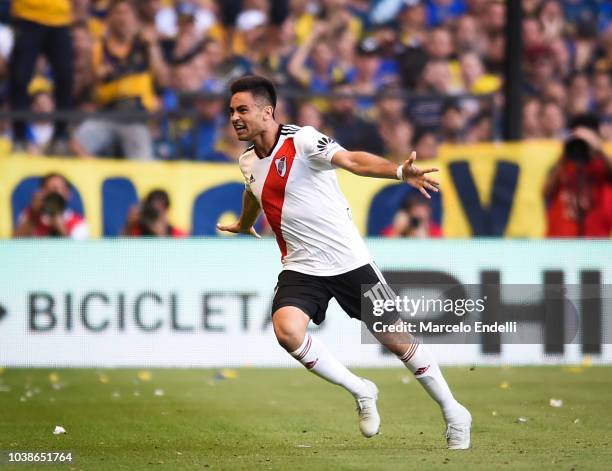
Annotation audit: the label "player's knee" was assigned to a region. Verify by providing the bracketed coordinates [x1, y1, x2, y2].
[272, 316, 306, 352]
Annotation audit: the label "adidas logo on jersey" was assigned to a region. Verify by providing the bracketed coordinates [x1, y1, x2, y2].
[276, 156, 287, 177]
[249, 174, 255, 183]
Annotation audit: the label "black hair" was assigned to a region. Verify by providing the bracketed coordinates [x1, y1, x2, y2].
[145, 189, 170, 209]
[109, 0, 134, 11]
[230, 75, 277, 110]
[441, 99, 461, 115]
[403, 194, 431, 211]
[411, 128, 437, 147]
[569, 113, 600, 133]
[40, 172, 69, 188]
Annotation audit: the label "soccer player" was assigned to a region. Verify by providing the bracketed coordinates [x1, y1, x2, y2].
[218, 75, 472, 449]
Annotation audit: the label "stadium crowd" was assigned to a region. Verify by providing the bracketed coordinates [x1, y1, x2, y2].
[1, 0, 612, 159]
[3, 0, 612, 238]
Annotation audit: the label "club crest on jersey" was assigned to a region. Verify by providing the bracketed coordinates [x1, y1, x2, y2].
[275, 156, 287, 177]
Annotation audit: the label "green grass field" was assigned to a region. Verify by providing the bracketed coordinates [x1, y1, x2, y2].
[0, 366, 610, 470]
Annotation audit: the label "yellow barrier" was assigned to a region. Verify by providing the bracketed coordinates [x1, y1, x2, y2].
[1, 141, 610, 238]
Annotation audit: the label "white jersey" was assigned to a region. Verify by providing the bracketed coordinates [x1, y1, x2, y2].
[239, 124, 372, 276]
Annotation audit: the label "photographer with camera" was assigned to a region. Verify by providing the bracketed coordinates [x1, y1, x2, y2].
[544, 114, 612, 237]
[382, 194, 442, 238]
[13, 173, 89, 239]
[122, 189, 186, 237]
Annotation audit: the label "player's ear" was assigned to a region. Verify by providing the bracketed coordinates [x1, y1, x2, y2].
[263, 105, 274, 121]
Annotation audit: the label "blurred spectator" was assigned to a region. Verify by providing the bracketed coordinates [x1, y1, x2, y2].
[71, 23, 95, 109]
[426, 0, 466, 28]
[549, 36, 572, 79]
[540, 99, 566, 139]
[87, 0, 110, 39]
[592, 71, 612, 114]
[325, 82, 384, 154]
[379, 118, 414, 164]
[524, 45, 556, 96]
[122, 189, 186, 237]
[26, 89, 55, 155]
[256, 14, 297, 85]
[542, 80, 568, 109]
[454, 14, 483, 55]
[13, 173, 88, 239]
[397, 0, 427, 47]
[460, 51, 501, 95]
[600, 99, 612, 141]
[348, 38, 391, 116]
[522, 16, 544, 51]
[273, 95, 291, 124]
[178, 87, 226, 161]
[9, 0, 74, 154]
[544, 114, 612, 237]
[375, 84, 407, 123]
[483, 32, 505, 75]
[296, 100, 326, 130]
[482, 1, 505, 34]
[288, 23, 345, 92]
[156, 1, 221, 42]
[203, 121, 247, 163]
[439, 100, 467, 143]
[539, 0, 565, 40]
[0, 21, 13, 103]
[567, 72, 592, 116]
[394, 1, 428, 90]
[467, 111, 493, 142]
[573, 20, 598, 73]
[166, 4, 210, 66]
[522, 97, 543, 139]
[594, 26, 612, 74]
[72, 0, 169, 160]
[382, 194, 442, 238]
[406, 60, 454, 131]
[412, 129, 440, 161]
[425, 26, 455, 63]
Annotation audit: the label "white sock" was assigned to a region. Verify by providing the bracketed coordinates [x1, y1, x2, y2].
[399, 341, 464, 423]
[290, 333, 369, 397]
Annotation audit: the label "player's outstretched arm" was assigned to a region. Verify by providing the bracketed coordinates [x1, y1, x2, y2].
[216, 189, 261, 238]
[332, 150, 440, 199]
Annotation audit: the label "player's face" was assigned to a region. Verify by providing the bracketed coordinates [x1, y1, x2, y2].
[229, 92, 268, 141]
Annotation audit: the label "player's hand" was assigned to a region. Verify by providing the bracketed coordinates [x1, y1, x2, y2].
[216, 221, 261, 238]
[401, 151, 440, 199]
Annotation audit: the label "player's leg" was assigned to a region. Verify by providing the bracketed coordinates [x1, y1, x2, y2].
[272, 305, 373, 399]
[271, 270, 380, 437]
[372, 328, 471, 448]
[329, 263, 471, 448]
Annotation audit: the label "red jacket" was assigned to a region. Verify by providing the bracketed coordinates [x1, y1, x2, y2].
[546, 155, 612, 237]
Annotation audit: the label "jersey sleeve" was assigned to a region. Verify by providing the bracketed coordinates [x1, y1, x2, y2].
[294, 126, 346, 171]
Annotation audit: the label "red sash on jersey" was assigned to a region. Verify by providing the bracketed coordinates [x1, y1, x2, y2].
[261, 138, 296, 259]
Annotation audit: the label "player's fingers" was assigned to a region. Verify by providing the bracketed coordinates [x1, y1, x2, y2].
[216, 223, 236, 233]
[424, 176, 440, 186]
[418, 186, 431, 199]
[423, 181, 439, 193]
[420, 167, 439, 174]
[408, 151, 416, 165]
